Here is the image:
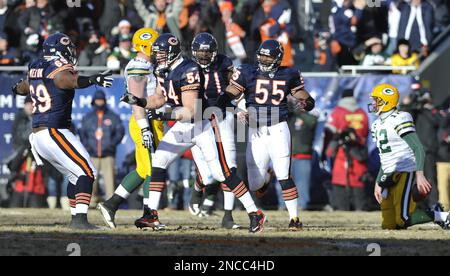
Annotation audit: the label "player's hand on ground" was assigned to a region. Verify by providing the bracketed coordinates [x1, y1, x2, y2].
[141, 127, 153, 149]
[90, 70, 113, 88]
[374, 183, 383, 204]
[416, 171, 432, 195]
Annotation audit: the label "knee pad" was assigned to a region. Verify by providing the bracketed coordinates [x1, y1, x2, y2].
[149, 167, 167, 192]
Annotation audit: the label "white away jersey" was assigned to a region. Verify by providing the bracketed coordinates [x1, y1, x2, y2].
[371, 111, 417, 173]
[124, 58, 167, 112]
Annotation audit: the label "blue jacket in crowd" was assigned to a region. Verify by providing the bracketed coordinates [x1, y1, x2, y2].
[79, 106, 125, 158]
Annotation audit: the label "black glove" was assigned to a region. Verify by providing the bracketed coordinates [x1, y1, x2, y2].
[120, 92, 147, 108]
[89, 70, 114, 88]
[148, 109, 173, 121]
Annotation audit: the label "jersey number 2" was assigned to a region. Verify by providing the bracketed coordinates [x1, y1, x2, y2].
[30, 84, 51, 113]
[377, 129, 392, 154]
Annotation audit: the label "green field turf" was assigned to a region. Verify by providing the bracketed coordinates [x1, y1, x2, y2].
[0, 209, 449, 256]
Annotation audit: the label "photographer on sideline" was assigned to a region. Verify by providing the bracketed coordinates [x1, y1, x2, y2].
[323, 89, 370, 211]
[400, 82, 441, 208]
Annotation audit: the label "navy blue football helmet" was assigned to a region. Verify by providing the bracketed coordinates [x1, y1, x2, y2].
[256, 40, 284, 73]
[191, 33, 218, 70]
[43, 33, 77, 65]
[151, 33, 182, 71]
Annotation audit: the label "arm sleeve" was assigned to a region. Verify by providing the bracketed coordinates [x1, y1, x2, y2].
[402, 132, 425, 172]
[290, 70, 306, 95]
[229, 66, 247, 94]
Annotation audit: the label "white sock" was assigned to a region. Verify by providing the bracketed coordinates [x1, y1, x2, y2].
[203, 198, 214, 207]
[238, 192, 258, 213]
[285, 199, 299, 220]
[76, 204, 89, 214]
[115, 185, 130, 199]
[224, 191, 235, 211]
[70, 207, 77, 216]
[148, 191, 162, 210]
[434, 211, 449, 222]
[143, 198, 149, 207]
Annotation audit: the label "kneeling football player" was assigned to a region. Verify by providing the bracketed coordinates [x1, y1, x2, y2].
[370, 84, 449, 230]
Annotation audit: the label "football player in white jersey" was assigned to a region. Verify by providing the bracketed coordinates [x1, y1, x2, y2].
[98, 28, 165, 229]
[370, 84, 449, 230]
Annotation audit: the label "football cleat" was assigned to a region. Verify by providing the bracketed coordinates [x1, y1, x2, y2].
[433, 204, 450, 230]
[135, 210, 165, 230]
[189, 189, 203, 216]
[249, 211, 266, 233]
[69, 214, 98, 230]
[222, 213, 241, 230]
[288, 217, 304, 231]
[97, 203, 117, 229]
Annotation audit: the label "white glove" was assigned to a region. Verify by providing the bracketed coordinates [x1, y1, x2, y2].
[278, 9, 292, 25]
[141, 127, 154, 150]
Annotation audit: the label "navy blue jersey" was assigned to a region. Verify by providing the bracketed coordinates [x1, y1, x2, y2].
[203, 54, 234, 108]
[230, 64, 305, 126]
[157, 58, 207, 111]
[28, 57, 75, 129]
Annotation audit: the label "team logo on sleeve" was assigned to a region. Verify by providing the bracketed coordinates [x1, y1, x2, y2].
[382, 88, 395, 95]
[140, 33, 153, 40]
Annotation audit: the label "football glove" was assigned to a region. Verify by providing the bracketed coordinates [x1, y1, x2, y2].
[141, 127, 154, 150]
[120, 92, 147, 108]
[89, 70, 114, 88]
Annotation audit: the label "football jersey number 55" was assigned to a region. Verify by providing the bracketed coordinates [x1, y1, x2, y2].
[30, 84, 51, 113]
[256, 79, 286, 105]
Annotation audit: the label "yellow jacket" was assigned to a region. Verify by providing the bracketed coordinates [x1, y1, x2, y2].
[391, 53, 420, 74]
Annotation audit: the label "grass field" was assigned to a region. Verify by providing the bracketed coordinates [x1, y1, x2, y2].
[0, 209, 449, 256]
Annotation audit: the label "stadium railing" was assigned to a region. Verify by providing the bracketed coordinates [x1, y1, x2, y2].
[340, 65, 417, 75]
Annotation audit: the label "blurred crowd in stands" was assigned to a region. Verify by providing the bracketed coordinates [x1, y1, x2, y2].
[0, 0, 449, 71]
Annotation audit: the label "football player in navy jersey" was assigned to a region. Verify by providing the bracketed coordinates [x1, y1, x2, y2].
[223, 39, 315, 230]
[121, 33, 266, 233]
[188, 33, 240, 229]
[12, 33, 113, 229]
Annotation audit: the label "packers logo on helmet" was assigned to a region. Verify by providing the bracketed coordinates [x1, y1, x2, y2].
[133, 28, 159, 57]
[369, 84, 400, 115]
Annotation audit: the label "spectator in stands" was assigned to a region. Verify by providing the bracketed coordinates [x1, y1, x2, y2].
[324, 89, 369, 211]
[361, 37, 388, 66]
[390, 38, 420, 74]
[329, 0, 364, 66]
[79, 90, 125, 202]
[437, 100, 450, 210]
[398, 0, 434, 57]
[107, 33, 133, 70]
[289, 99, 318, 210]
[9, 95, 46, 208]
[18, 0, 65, 63]
[134, 0, 183, 40]
[430, 0, 449, 36]
[78, 30, 109, 67]
[109, 19, 132, 49]
[199, 0, 226, 55]
[0, 0, 16, 41]
[400, 85, 440, 208]
[385, 0, 403, 56]
[256, 0, 296, 67]
[220, 0, 247, 63]
[0, 33, 18, 65]
[99, 0, 142, 41]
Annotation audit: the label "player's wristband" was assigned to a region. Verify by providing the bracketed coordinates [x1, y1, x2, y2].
[136, 97, 148, 108]
[77, 76, 92, 88]
[137, 118, 150, 130]
[304, 96, 315, 112]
